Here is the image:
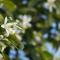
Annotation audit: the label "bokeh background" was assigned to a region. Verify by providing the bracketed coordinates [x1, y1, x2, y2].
[0, 0, 60, 60]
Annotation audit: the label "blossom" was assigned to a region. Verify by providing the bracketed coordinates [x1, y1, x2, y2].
[1, 17, 21, 37]
[0, 42, 6, 52]
[0, 54, 3, 60]
[18, 15, 32, 29]
[0, 35, 3, 40]
[43, 0, 56, 12]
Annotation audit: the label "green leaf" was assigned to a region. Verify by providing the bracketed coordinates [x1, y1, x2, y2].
[3, 0, 16, 12]
[7, 34, 23, 49]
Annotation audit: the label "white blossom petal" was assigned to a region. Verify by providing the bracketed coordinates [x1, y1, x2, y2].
[4, 17, 8, 24]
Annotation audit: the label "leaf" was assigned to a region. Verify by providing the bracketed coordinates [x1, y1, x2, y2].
[3, 0, 16, 12]
[7, 34, 23, 49]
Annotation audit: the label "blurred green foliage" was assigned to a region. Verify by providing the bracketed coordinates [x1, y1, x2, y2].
[0, 0, 60, 60]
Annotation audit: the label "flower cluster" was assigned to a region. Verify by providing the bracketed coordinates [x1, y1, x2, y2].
[18, 15, 32, 29]
[1, 17, 22, 37]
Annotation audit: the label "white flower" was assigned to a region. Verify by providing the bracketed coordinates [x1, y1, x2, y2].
[1, 17, 20, 36]
[43, 0, 56, 12]
[0, 42, 6, 52]
[0, 54, 3, 60]
[18, 15, 32, 29]
[0, 35, 3, 40]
